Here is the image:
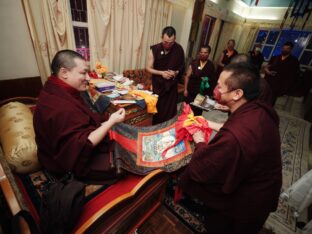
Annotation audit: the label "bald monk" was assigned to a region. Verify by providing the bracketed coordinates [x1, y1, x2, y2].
[33, 50, 125, 182]
[146, 26, 185, 124]
[179, 62, 282, 234]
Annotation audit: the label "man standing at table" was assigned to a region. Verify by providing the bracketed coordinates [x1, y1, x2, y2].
[146, 26, 185, 124]
[179, 62, 282, 234]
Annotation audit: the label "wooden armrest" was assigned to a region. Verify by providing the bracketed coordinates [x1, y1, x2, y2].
[0, 161, 21, 215]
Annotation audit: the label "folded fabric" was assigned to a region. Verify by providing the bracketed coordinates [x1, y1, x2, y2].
[129, 90, 158, 114]
[162, 102, 212, 156]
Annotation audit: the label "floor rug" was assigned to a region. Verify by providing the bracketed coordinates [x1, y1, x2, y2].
[264, 110, 311, 234]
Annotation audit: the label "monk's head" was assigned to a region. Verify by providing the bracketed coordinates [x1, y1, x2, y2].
[214, 62, 260, 111]
[230, 54, 250, 64]
[161, 26, 176, 51]
[281, 41, 293, 57]
[51, 50, 89, 91]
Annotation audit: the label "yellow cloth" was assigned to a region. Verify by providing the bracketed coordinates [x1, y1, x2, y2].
[129, 90, 158, 114]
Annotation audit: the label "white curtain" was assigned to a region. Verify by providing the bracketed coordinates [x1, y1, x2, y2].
[22, 0, 75, 83]
[87, 0, 172, 74]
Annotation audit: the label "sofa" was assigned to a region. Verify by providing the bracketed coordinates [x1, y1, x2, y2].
[0, 97, 168, 233]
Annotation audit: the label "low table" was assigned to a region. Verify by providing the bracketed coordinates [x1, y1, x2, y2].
[86, 84, 153, 126]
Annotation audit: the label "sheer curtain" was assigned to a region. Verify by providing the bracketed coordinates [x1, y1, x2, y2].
[22, 0, 75, 83]
[236, 25, 259, 53]
[87, 0, 172, 73]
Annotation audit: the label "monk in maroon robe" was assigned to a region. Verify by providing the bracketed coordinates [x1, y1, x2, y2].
[146, 26, 185, 124]
[184, 45, 215, 115]
[33, 50, 125, 182]
[179, 63, 282, 234]
[264, 41, 300, 105]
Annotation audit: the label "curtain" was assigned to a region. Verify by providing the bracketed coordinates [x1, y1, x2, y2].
[209, 18, 221, 61]
[87, 0, 172, 74]
[22, 0, 75, 83]
[236, 25, 259, 53]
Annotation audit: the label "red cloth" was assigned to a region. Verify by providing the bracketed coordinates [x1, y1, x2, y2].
[162, 103, 212, 156]
[179, 100, 282, 222]
[33, 77, 114, 180]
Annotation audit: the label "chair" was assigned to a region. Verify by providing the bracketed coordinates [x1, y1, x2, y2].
[0, 97, 168, 233]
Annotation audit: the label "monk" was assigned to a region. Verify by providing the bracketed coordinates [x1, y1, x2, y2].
[33, 50, 126, 182]
[146, 26, 185, 124]
[264, 41, 300, 105]
[179, 62, 282, 234]
[230, 53, 273, 105]
[184, 45, 215, 115]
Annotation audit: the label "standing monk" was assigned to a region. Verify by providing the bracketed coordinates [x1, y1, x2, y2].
[179, 62, 282, 234]
[146, 26, 185, 124]
[264, 41, 300, 105]
[34, 50, 125, 182]
[184, 45, 215, 115]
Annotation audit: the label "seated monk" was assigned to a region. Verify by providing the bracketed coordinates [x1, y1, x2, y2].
[179, 62, 282, 234]
[33, 50, 125, 182]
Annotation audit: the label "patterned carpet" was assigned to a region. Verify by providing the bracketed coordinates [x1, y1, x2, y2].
[166, 97, 311, 234]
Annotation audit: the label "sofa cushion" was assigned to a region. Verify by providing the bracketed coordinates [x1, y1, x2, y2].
[0, 102, 40, 173]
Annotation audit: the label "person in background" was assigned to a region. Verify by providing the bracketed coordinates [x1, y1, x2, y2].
[216, 39, 238, 78]
[184, 45, 215, 115]
[179, 62, 282, 234]
[249, 44, 264, 70]
[34, 50, 125, 182]
[146, 26, 185, 124]
[264, 41, 300, 105]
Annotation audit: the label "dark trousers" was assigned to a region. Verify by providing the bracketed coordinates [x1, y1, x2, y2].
[204, 208, 268, 234]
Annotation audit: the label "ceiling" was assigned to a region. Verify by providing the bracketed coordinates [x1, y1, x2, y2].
[240, 0, 292, 7]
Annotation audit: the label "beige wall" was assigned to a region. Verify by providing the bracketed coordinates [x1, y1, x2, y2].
[169, 0, 194, 53]
[0, 0, 39, 81]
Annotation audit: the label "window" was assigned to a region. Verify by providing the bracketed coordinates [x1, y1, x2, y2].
[70, 0, 90, 61]
[252, 29, 312, 67]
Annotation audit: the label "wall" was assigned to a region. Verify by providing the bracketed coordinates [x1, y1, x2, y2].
[0, 0, 39, 81]
[169, 0, 194, 52]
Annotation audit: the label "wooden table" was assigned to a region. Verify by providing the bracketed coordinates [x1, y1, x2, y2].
[86, 84, 153, 127]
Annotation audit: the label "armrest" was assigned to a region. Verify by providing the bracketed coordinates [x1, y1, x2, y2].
[0, 156, 21, 215]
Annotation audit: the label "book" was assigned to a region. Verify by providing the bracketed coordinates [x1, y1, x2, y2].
[191, 94, 216, 111]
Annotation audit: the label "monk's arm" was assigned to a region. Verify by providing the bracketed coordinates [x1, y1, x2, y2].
[146, 49, 172, 79]
[207, 120, 224, 132]
[88, 108, 125, 146]
[180, 132, 240, 184]
[184, 65, 192, 96]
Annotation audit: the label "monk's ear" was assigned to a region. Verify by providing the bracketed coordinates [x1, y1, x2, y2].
[233, 89, 244, 101]
[59, 67, 68, 79]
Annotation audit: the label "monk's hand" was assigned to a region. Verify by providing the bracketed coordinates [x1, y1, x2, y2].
[192, 130, 205, 144]
[110, 108, 126, 124]
[162, 71, 173, 80]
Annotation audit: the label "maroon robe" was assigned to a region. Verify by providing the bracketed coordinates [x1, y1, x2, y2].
[151, 42, 185, 124]
[264, 54, 300, 102]
[216, 49, 238, 78]
[33, 78, 116, 181]
[258, 78, 273, 105]
[179, 100, 282, 229]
